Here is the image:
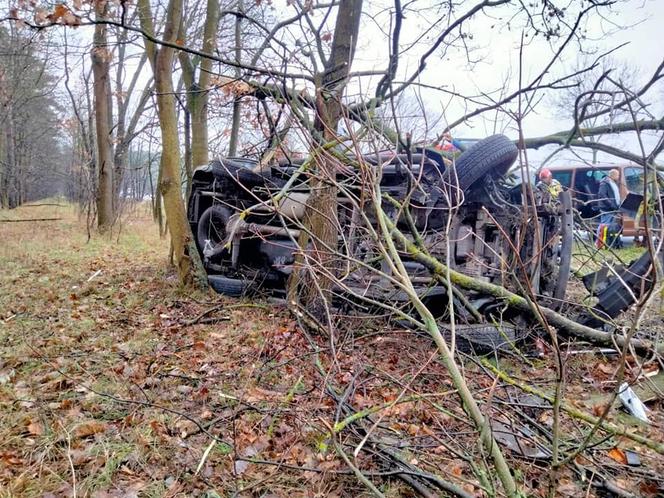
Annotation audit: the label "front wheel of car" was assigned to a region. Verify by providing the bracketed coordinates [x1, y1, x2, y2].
[446, 134, 518, 192]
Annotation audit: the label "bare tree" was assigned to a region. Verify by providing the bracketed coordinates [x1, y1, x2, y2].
[91, 0, 115, 231]
[0, 25, 65, 208]
[136, 0, 207, 286]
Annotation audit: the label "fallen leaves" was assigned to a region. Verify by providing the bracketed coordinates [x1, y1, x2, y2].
[0, 452, 23, 466]
[607, 447, 628, 465]
[26, 420, 44, 436]
[2, 205, 663, 496]
[74, 421, 108, 439]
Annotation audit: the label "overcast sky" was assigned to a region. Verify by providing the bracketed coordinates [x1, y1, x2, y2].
[17, 0, 661, 167]
[346, 0, 664, 166]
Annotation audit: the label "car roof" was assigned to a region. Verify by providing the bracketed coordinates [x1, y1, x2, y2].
[545, 163, 639, 171]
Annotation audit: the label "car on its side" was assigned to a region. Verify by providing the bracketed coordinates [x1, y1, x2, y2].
[187, 135, 574, 320]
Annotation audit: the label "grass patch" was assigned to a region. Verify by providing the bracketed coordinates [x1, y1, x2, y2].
[571, 240, 646, 276]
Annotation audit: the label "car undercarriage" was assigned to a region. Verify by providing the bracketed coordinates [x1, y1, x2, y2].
[190, 136, 571, 313]
[186, 135, 658, 348]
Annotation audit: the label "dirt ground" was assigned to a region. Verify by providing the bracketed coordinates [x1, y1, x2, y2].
[1, 202, 662, 497]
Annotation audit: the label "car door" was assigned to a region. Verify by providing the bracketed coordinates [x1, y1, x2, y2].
[572, 168, 600, 219]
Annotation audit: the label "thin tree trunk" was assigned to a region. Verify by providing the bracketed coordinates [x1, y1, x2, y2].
[190, 92, 209, 166]
[228, 0, 243, 157]
[289, 0, 363, 312]
[92, 0, 115, 231]
[138, 0, 207, 287]
[183, 106, 193, 197]
[187, 0, 218, 167]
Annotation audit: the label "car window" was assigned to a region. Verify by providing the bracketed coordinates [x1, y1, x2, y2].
[593, 170, 609, 181]
[625, 166, 664, 194]
[625, 167, 644, 193]
[573, 169, 600, 194]
[551, 171, 572, 187]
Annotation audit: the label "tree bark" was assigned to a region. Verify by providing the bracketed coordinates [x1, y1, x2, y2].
[92, 0, 115, 231]
[137, 0, 207, 287]
[178, 0, 218, 168]
[289, 0, 364, 313]
[228, 0, 243, 157]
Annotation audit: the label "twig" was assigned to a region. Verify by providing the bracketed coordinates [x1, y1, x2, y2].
[322, 418, 386, 498]
[183, 304, 224, 325]
[60, 421, 77, 498]
[0, 218, 62, 222]
[482, 360, 664, 455]
[195, 439, 216, 476]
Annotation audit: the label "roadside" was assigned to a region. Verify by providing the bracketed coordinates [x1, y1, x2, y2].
[1, 203, 662, 497]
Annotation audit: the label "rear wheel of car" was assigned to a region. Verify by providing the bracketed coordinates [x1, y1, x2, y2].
[196, 205, 231, 257]
[446, 134, 518, 192]
[208, 275, 253, 297]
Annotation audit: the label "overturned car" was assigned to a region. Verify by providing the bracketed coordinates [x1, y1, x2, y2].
[187, 135, 578, 328]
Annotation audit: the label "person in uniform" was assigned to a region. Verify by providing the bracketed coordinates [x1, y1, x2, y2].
[536, 168, 562, 200]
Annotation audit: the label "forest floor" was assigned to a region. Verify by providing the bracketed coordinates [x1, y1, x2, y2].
[1, 202, 663, 498]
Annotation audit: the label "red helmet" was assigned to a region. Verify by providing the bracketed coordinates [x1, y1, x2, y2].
[539, 168, 552, 181]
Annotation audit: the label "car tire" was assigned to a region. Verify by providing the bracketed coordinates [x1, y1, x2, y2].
[208, 275, 253, 297]
[441, 323, 526, 355]
[196, 205, 231, 255]
[447, 134, 518, 192]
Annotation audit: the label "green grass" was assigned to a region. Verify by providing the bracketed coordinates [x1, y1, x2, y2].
[571, 240, 646, 276]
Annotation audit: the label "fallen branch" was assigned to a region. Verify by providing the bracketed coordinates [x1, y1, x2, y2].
[0, 217, 62, 222]
[297, 315, 477, 497]
[324, 419, 386, 498]
[389, 224, 664, 356]
[20, 203, 67, 207]
[320, 371, 477, 498]
[482, 360, 664, 455]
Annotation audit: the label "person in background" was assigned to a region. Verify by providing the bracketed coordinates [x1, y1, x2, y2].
[596, 169, 622, 249]
[634, 174, 663, 247]
[436, 132, 465, 153]
[536, 168, 562, 200]
[597, 169, 621, 224]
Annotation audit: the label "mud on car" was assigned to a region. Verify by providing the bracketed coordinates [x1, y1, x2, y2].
[187, 135, 577, 334]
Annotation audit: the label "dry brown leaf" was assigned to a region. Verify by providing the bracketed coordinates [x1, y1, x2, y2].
[595, 362, 615, 376]
[74, 420, 108, 438]
[591, 403, 610, 417]
[34, 8, 48, 23]
[27, 421, 44, 436]
[0, 451, 23, 466]
[451, 465, 463, 477]
[607, 447, 628, 465]
[556, 480, 579, 496]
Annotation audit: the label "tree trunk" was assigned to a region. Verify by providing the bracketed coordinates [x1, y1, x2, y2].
[289, 0, 364, 313]
[92, 0, 115, 231]
[183, 106, 193, 196]
[228, 98, 242, 157]
[228, 0, 243, 157]
[138, 0, 207, 287]
[0, 122, 6, 208]
[190, 91, 209, 166]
